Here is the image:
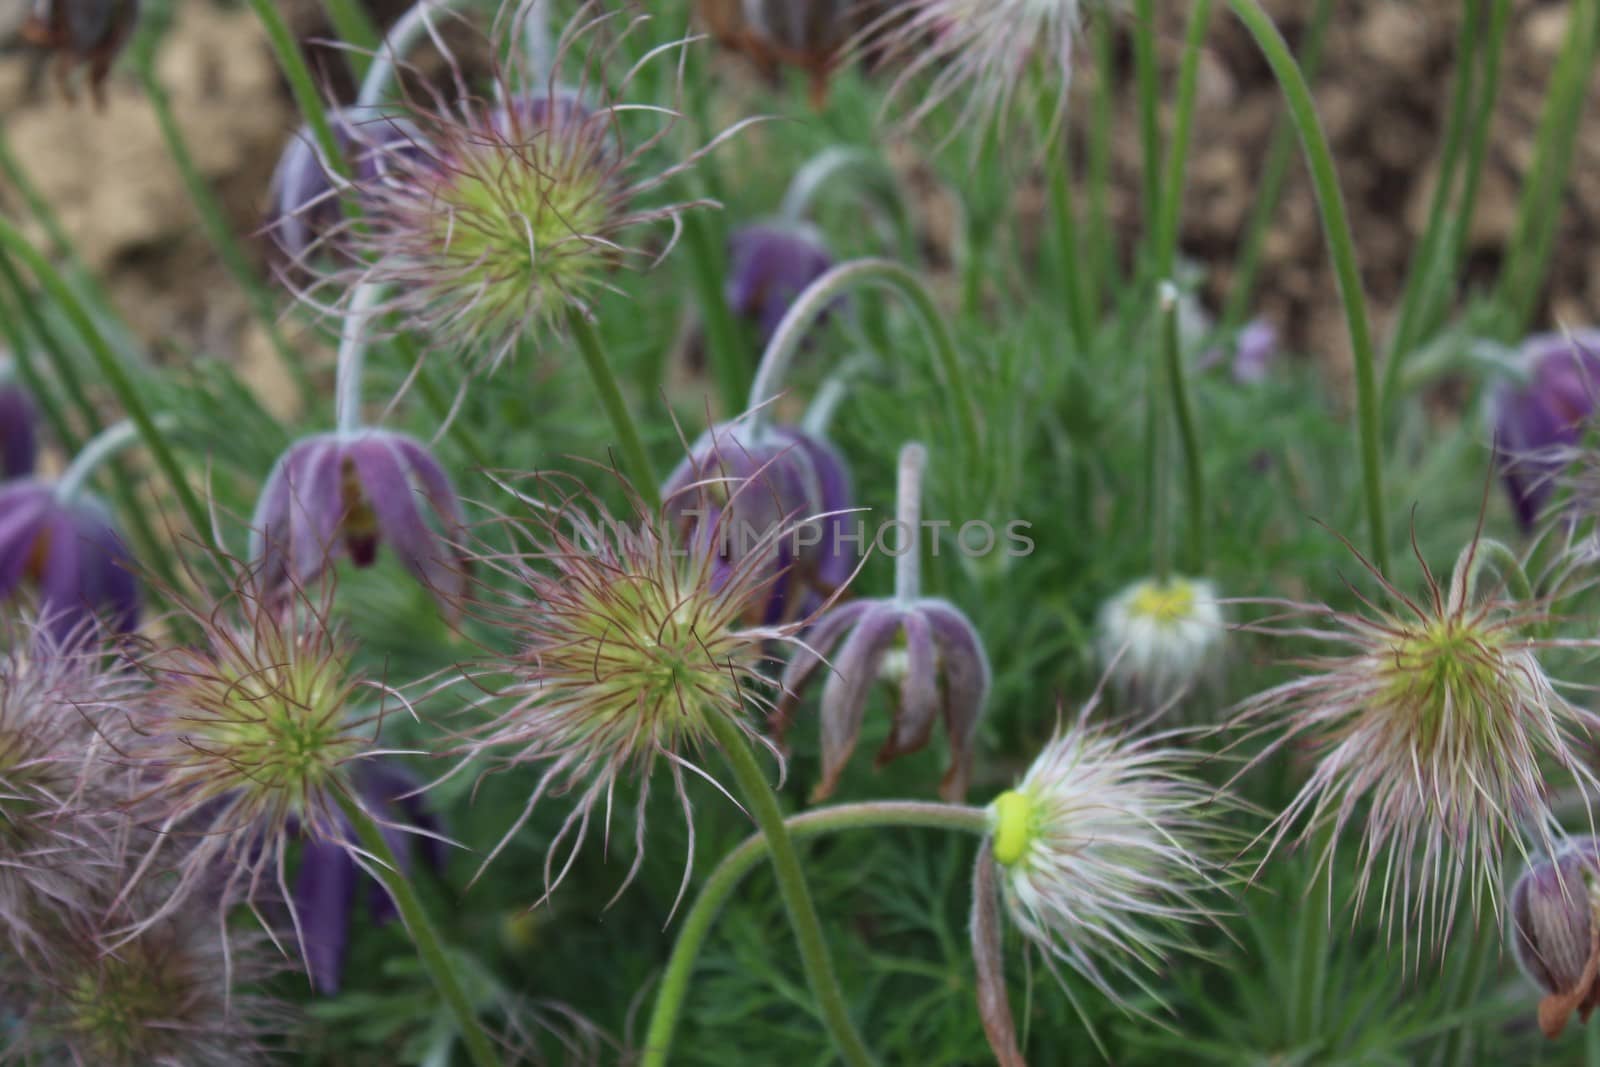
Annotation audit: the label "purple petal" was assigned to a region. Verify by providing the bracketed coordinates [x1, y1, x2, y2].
[293, 838, 360, 995]
[726, 223, 836, 346]
[0, 482, 53, 600]
[775, 598, 873, 737]
[877, 607, 940, 766]
[920, 600, 991, 801]
[280, 438, 345, 585]
[0, 385, 38, 479]
[815, 602, 903, 800]
[348, 433, 464, 608]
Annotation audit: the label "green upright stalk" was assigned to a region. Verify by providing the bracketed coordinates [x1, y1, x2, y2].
[682, 211, 751, 415]
[320, 0, 382, 73]
[565, 308, 660, 510]
[640, 801, 990, 1067]
[136, 59, 316, 409]
[1087, 16, 1118, 302]
[1494, 0, 1599, 335]
[1220, 0, 1334, 330]
[1131, 0, 1163, 255]
[245, 0, 348, 179]
[336, 793, 503, 1067]
[0, 220, 210, 538]
[1047, 147, 1093, 351]
[1224, 0, 1389, 575]
[1161, 284, 1206, 571]
[1154, 0, 1214, 282]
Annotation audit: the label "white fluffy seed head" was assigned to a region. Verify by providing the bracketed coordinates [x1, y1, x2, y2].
[1096, 576, 1225, 713]
[986, 712, 1237, 1011]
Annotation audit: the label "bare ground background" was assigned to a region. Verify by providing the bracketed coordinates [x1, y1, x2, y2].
[0, 0, 1594, 408]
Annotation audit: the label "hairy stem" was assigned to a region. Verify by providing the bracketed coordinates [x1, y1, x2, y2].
[749, 259, 981, 459]
[895, 443, 928, 603]
[337, 793, 503, 1067]
[565, 307, 659, 509]
[640, 799, 990, 1067]
[57, 415, 178, 501]
[1161, 283, 1207, 571]
[1224, 0, 1389, 575]
[700, 716, 880, 1067]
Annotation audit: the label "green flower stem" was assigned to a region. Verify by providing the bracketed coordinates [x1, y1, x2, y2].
[565, 307, 660, 510]
[245, 0, 347, 179]
[1221, 0, 1333, 331]
[0, 221, 210, 539]
[1046, 143, 1093, 351]
[701, 716, 880, 1067]
[335, 792, 502, 1067]
[894, 443, 928, 603]
[1154, 0, 1214, 282]
[1382, 2, 1481, 382]
[136, 58, 316, 410]
[1131, 0, 1162, 247]
[1087, 16, 1117, 302]
[748, 259, 981, 461]
[1494, 0, 1599, 335]
[1160, 283, 1206, 572]
[640, 798, 990, 1067]
[320, 0, 381, 74]
[0, 279, 78, 453]
[1224, 0, 1389, 576]
[682, 210, 751, 415]
[57, 415, 178, 501]
[1440, 920, 1497, 1066]
[1150, 294, 1174, 584]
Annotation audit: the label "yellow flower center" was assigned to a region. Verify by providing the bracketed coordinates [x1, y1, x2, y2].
[991, 789, 1035, 867]
[1128, 580, 1196, 625]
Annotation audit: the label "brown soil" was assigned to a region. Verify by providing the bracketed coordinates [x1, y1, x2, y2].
[0, 0, 1596, 402]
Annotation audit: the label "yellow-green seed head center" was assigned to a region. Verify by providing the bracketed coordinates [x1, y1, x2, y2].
[991, 789, 1036, 867]
[1129, 580, 1196, 626]
[64, 957, 178, 1062]
[1384, 619, 1507, 731]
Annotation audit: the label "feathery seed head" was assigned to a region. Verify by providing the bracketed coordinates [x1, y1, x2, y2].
[464, 476, 796, 904]
[984, 709, 1237, 1011]
[1097, 575, 1224, 712]
[1238, 536, 1600, 950]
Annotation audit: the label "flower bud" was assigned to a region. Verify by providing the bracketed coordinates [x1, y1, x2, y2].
[1494, 329, 1600, 530]
[727, 222, 836, 347]
[0, 382, 39, 479]
[1512, 839, 1600, 1039]
[20, 0, 139, 104]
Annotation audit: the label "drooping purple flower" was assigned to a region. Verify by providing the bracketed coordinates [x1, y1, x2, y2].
[1495, 330, 1600, 530]
[1511, 838, 1600, 1040]
[1231, 318, 1278, 384]
[726, 223, 836, 347]
[662, 420, 854, 625]
[0, 479, 138, 641]
[249, 431, 469, 612]
[265, 108, 423, 267]
[775, 595, 990, 801]
[0, 383, 39, 479]
[294, 761, 446, 994]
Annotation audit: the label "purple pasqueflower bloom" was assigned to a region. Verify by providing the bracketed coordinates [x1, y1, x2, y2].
[1511, 837, 1600, 1039]
[265, 108, 423, 267]
[249, 431, 469, 611]
[662, 420, 853, 626]
[727, 222, 836, 347]
[1495, 329, 1600, 530]
[1, 383, 39, 479]
[775, 595, 990, 801]
[0, 479, 137, 641]
[295, 761, 446, 994]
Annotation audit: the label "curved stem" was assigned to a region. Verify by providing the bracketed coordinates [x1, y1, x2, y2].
[894, 443, 928, 603]
[57, 415, 178, 501]
[701, 716, 880, 1067]
[0, 219, 209, 538]
[1224, 0, 1389, 576]
[360, 0, 457, 109]
[336, 793, 503, 1067]
[780, 148, 913, 256]
[1160, 282, 1207, 572]
[1154, 0, 1214, 282]
[565, 307, 659, 509]
[336, 282, 386, 435]
[749, 260, 981, 460]
[970, 838, 1026, 1067]
[640, 799, 989, 1067]
[245, 0, 347, 181]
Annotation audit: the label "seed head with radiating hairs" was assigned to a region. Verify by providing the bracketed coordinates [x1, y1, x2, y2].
[1097, 575, 1225, 713]
[461, 475, 797, 909]
[1235, 536, 1600, 951]
[333, 10, 746, 369]
[982, 706, 1238, 1012]
[115, 568, 399, 973]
